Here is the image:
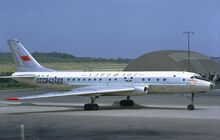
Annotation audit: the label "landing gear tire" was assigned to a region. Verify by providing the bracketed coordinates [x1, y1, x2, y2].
[120, 100, 134, 106]
[93, 104, 99, 110]
[128, 100, 134, 106]
[84, 104, 91, 110]
[84, 103, 99, 111]
[84, 96, 99, 111]
[187, 104, 195, 110]
[120, 100, 127, 106]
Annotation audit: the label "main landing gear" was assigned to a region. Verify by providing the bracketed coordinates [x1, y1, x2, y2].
[187, 93, 195, 110]
[120, 96, 134, 106]
[84, 96, 99, 111]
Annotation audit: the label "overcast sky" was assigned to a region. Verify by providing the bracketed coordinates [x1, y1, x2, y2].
[0, 0, 219, 58]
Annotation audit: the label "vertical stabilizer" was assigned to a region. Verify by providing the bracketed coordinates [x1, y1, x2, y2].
[7, 39, 54, 72]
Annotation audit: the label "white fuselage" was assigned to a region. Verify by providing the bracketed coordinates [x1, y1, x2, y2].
[12, 71, 212, 96]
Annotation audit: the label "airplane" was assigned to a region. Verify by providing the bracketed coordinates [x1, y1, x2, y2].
[1, 39, 214, 111]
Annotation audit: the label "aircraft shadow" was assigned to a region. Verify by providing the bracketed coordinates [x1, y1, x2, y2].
[5, 101, 204, 115]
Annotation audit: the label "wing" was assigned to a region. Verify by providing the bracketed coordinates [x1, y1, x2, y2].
[6, 86, 136, 100]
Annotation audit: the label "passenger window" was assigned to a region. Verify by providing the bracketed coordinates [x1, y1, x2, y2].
[109, 78, 111, 81]
[148, 78, 151, 81]
[78, 79, 80, 81]
[142, 78, 145, 81]
[183, 79, 186, 81]
[114, 78, 117, 81]
[163, 78, 166, 81]
[173, 75, 176, 77]
[67, 78, 70, 81]
[157, 78, 159, 81]
[72, 78, 75, 81]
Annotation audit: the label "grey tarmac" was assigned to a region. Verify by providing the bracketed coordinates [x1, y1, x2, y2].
[0, 89, 220, 140]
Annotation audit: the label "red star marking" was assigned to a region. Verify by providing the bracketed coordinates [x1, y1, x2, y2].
[21, 56, 30, 61]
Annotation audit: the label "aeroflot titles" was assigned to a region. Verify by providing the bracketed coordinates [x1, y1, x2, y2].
[85, 73, 138, 77]
[36, 73, 139, 85]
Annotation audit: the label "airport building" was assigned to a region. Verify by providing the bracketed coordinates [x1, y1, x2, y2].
[124, 50, 220, 87]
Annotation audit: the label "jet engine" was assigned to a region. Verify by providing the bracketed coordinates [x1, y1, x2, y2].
[134, 86, 149, 95]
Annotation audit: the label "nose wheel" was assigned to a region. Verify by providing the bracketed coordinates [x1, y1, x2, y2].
[187, 93, 195, 110]
[187, 104, 195, 110]
[120, 96, 134, 106]
[84, 96, 99, 111]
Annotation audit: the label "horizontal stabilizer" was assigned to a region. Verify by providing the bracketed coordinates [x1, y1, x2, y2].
[0, 75, 36, 79]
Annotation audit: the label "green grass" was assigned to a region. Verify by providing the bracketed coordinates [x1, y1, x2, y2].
[0, 62, 128, 72]
[0, 64, 15, 73]
[44, 62, 127, 71]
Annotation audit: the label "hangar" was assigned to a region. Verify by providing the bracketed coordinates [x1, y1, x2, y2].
[124, 50, 220, 84]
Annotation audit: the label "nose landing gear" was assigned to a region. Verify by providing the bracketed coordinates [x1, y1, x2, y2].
[187, 93, 195, 110]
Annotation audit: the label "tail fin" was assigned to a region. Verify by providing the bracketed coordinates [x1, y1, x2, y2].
[7, 39, 54, 72]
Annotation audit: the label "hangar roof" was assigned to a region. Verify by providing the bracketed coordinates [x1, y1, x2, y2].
[124, 50, 220, 77]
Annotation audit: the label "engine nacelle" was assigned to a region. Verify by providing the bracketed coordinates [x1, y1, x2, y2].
[133, 86, 149, 95]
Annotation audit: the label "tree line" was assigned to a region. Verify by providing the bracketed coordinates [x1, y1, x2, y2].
[0, 52, 132, 64]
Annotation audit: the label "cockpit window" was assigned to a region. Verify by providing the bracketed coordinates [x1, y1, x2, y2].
[193, 75, 209, 81]
[194, 76, 204, 80]
[190, 76, 194, 79]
